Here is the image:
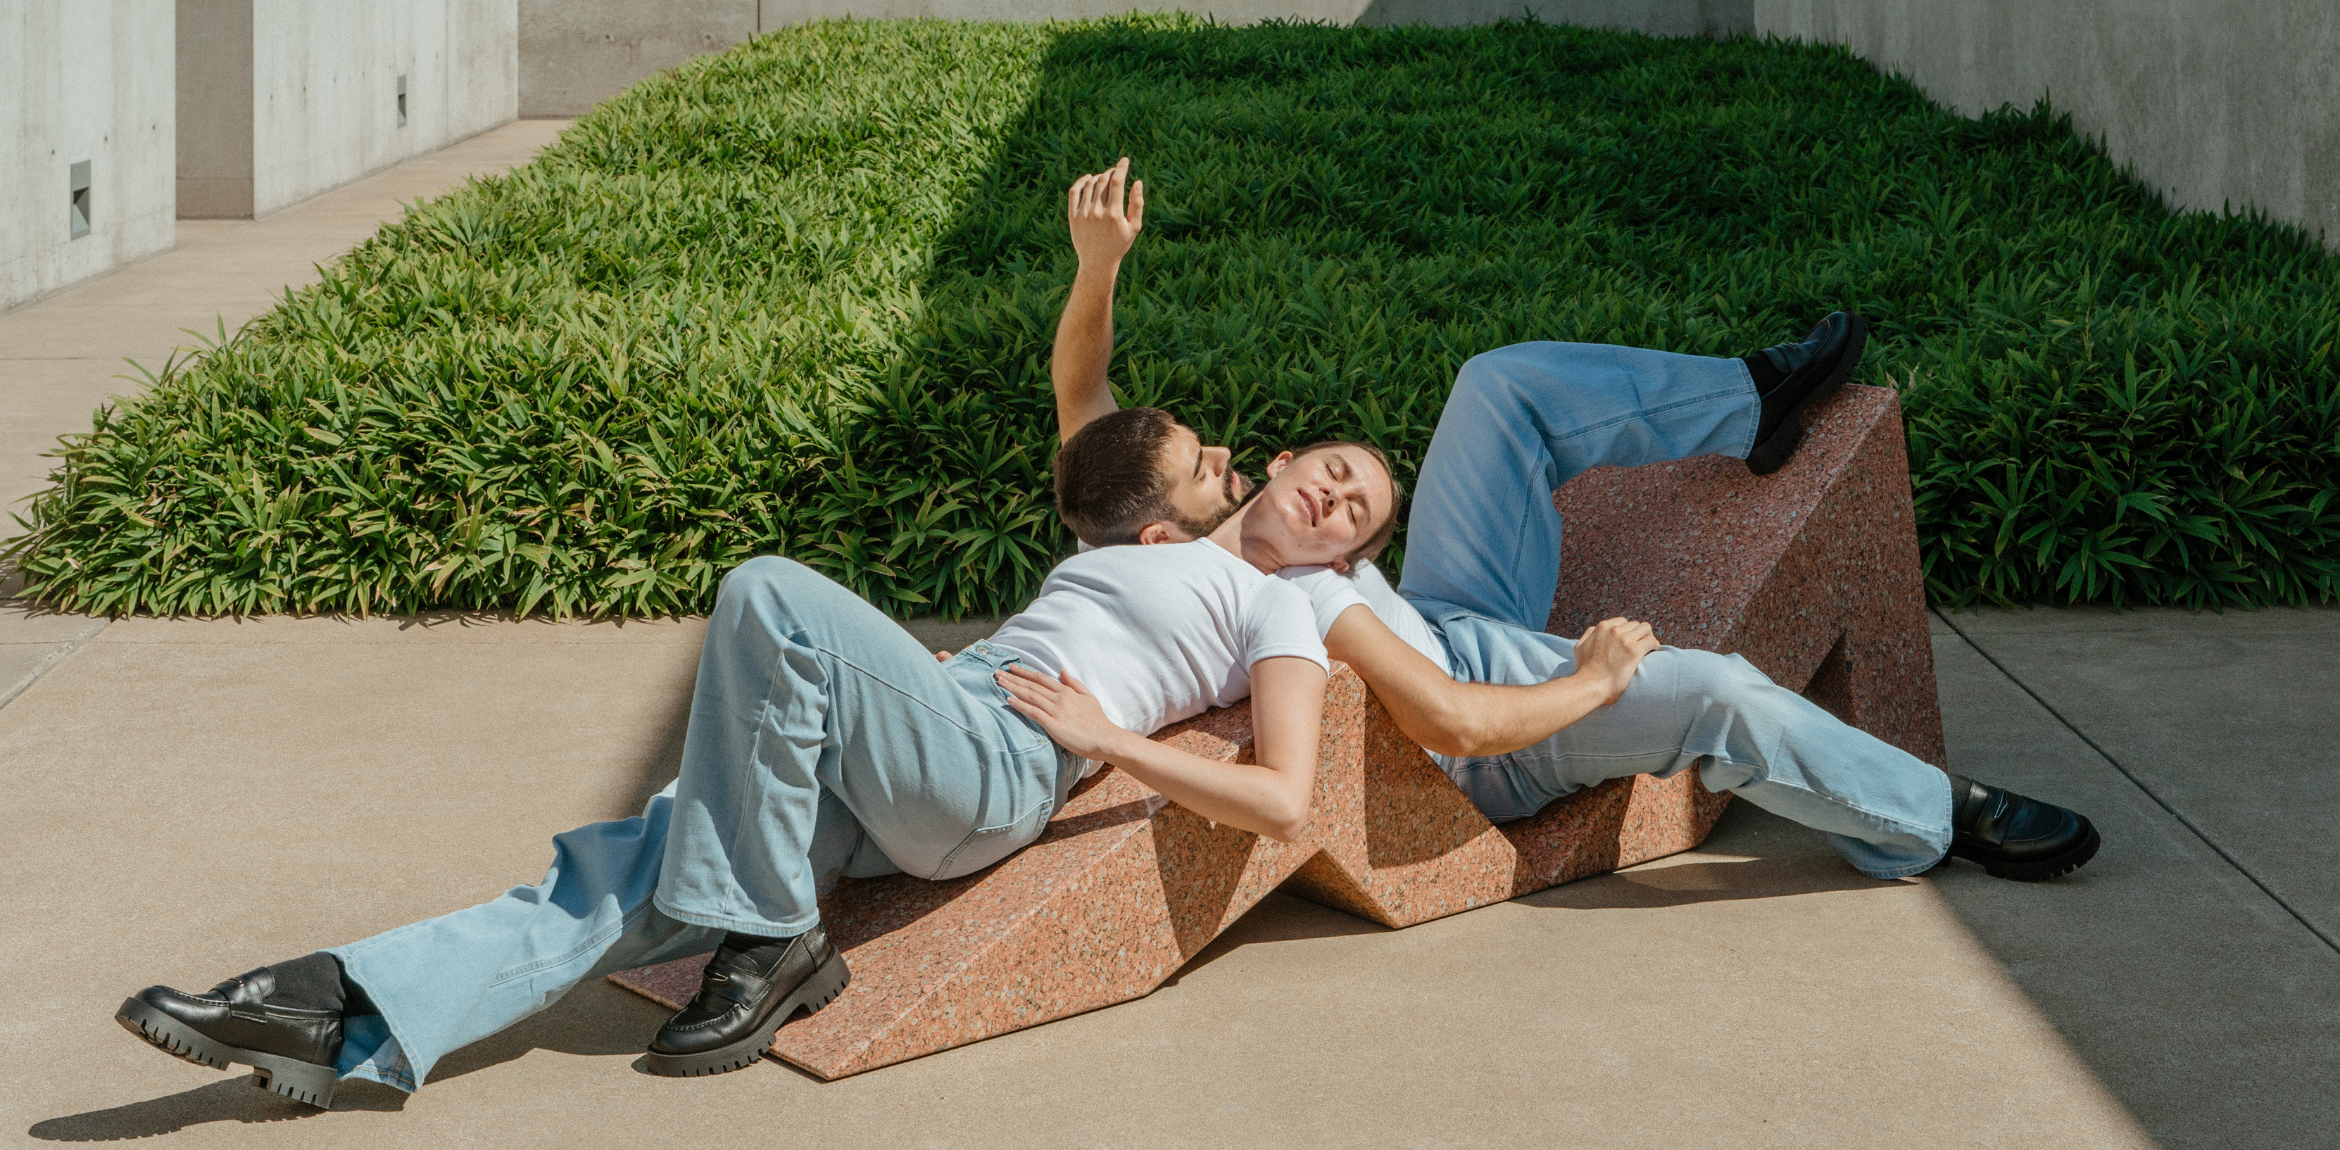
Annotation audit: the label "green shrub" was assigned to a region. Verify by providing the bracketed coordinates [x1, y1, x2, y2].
[9, 15, 2336, 617]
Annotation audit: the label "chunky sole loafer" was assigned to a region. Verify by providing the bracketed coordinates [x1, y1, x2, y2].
[644, 930, 850, 1079]
[1945, 776, 2103, 881]
[1747, 312, 1868, 476]
[116, 988, 341, 1108]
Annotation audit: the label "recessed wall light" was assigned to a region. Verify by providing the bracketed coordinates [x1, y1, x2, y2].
[69, 160, 91, 239]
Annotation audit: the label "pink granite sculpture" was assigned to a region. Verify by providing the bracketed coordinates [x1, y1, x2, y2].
[611, 384, 1945, 1079]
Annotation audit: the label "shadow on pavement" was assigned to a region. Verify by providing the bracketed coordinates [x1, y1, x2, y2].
[1922, 624, 2340, 1150]
[27, 1077, 405, 1142]
[1519, 852, 1904, 911]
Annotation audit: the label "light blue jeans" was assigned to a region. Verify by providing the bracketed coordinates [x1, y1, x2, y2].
[328, 556, 1075, 1092]
[1398, 342, 1952, 879]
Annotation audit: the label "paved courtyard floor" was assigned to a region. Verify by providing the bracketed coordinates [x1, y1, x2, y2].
[2, 120, 2334, 1149]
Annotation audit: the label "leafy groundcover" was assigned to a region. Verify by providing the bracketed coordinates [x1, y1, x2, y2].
[8, 15, 2337, 618]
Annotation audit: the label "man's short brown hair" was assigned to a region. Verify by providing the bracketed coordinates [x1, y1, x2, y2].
[1054, 407, 1184, 546]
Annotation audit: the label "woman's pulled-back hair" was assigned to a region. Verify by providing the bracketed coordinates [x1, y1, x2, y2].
[1054, 406, 1183, 547]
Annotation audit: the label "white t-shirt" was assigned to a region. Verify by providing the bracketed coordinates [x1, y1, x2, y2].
[1277, 560, 1450, 674]
[988, 539, 1329, 776]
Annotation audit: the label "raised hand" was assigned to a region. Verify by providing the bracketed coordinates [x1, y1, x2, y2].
[1066, 157, 1146, 270]
[995, 665, 1130, 761]
[1574, 617, 1661, 705]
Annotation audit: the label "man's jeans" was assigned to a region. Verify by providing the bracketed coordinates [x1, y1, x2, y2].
[327, 556, 1075, 1092]
[1398, 342, 1953, 879]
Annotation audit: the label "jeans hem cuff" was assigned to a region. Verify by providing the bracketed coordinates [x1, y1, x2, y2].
[1852, 848, 1949, 881]
[651, 894, 819, 938]
[337, 1062, 418, 1095]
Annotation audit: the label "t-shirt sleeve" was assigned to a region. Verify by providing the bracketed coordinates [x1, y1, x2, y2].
[1241, 579, 1332, 674]
[1278, 566, 1372, 639]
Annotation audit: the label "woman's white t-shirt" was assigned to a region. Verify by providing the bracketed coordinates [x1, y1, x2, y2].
[1276, 560, 1450, 674]
[987, 539, 1330, 776]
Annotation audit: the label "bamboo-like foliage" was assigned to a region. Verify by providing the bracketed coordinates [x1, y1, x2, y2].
[7, 16, 2336, 617]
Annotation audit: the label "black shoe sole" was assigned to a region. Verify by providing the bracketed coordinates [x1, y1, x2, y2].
[1950, 819, 2103, 881]
[1746, 313, 1868, 476]
[115, 997, 339, 1109]
[642, 949, 851, 1079]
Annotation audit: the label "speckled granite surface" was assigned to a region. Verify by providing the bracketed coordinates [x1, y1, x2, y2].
[610, 384, 1942, 1079]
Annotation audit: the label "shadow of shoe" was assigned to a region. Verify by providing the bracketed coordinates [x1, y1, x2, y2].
[26, 1076, 405, 1142]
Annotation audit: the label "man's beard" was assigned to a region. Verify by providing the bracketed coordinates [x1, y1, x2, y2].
[1169, 468, 1256, 539]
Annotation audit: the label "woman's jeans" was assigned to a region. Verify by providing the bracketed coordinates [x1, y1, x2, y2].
[1398, 342, 1953, 879]
[327, 557, 1075, 1093]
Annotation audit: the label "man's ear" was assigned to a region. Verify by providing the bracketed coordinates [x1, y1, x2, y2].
[1136, 522, 1189, 545]
[1264, 450, 1296, 477]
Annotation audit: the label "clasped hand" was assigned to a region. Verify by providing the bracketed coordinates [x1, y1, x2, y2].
[1574, 616, 1661, 704]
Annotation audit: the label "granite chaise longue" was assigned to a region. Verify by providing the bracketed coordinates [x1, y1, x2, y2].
[611, 385, 1947, 1080]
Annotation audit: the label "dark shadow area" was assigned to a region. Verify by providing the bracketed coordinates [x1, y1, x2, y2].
[1160, 890, 1393, 989]
[1919, 625, 2340, 1149]
[1151, 811, 1268, 959]
[1517, 853, 1898, 911]
[1512, 798, 1910, 913]
[27, 1077, 405, 1142]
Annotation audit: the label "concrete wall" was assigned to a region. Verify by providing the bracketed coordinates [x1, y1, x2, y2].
[1, 0, 176, 312]
[1758, 0, 2340, 250]
[519, 0, 1748, 116]
[177, 0, 520, 219]
[248, 0, 521, 217]
[521, 0, 756, 119]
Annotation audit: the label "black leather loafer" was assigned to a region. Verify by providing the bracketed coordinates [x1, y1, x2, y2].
[115, 967, 343, 1108]
[644, 926, 849, 1078]
[1946, 776, 2101, 880]
[1746, 311, 1868, 475]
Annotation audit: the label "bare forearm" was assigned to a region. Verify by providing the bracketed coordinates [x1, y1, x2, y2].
[1325, 606, 1628, 759]
[1050, 262, 1120, 440]
[1095, 729, 1311, 841]
[1374, 673, 1616, 758]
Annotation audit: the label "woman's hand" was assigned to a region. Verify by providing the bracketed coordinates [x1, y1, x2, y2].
[996, 665, 1130, 761]
[1573, 617, 1660, 704]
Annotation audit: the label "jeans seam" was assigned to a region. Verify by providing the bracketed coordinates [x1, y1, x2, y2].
[1543, 384, 1754, 448]
[932, 793, 1054, 879]
[487, 899, 652, 989]
[796, 630, 1017, 745]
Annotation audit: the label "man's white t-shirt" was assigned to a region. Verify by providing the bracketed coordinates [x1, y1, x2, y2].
[988, 539, 1329, 777]
[1277, 560, 1450, 674]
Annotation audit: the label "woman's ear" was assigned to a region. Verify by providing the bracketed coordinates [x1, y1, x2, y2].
[1326, 557, 1351, 574]
[1264, 450, 1296, 477]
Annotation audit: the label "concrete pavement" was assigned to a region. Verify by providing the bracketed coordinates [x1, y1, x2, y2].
[5, 609, 2333, 1147]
